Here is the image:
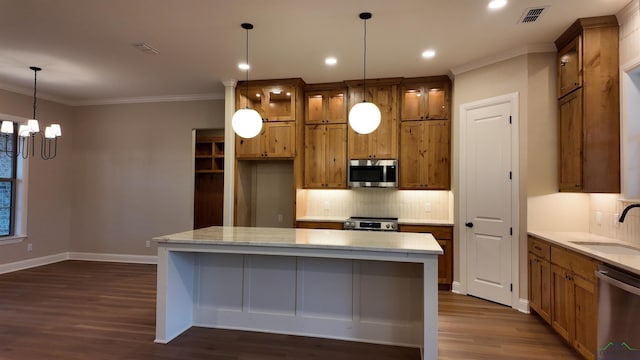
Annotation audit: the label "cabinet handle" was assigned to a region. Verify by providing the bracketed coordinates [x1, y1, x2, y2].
[534, 245, 542, 251]
[574, 82, 579, 86]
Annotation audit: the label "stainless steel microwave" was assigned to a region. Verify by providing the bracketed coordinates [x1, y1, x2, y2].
[348, 159, 398, 188]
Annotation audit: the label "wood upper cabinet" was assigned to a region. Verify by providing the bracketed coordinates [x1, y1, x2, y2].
[235, 79, 304, 159]
[555, 16, 620, 193]
[305, 88, 347, 124]
[399, 120, 450, 189]
[347, 81, 399, 159]
[400, 76, 450, 121]
[558, 36, 582, 98]
[237, 85, 296, 122]
[558, 89, 583, 191]
[236, 121, 296, 158]
[304, 124, 347, 188]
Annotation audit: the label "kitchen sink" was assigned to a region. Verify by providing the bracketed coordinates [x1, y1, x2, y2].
[570, 241, 640, 256]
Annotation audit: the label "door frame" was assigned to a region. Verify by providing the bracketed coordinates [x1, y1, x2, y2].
[457, 92, 520, 310]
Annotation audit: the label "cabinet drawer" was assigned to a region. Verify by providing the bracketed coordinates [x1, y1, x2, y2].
[295, 221, 343, 230]
[528, 236, 551, 261]
[398, 225, 452, 240]
[551, 246, 598, 281]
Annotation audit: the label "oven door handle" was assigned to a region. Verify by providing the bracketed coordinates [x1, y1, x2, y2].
[596, 270, 640, 297]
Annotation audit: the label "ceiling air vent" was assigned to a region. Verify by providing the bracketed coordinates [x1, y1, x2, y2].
[518, 6, 548, 24]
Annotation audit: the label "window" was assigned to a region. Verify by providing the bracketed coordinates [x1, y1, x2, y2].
[0, 121, 17, 236]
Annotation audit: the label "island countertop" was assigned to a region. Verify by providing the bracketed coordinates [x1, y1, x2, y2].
[154, 226, 443, 255]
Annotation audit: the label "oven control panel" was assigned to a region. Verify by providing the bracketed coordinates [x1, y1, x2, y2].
[343, 217, 398, 231]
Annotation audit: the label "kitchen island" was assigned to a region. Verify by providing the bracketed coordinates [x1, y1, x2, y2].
[153, 226, 442, 360]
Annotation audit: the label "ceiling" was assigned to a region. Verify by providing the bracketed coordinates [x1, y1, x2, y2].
[0, 0, 632, 105]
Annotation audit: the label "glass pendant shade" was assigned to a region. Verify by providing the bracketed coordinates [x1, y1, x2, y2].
[18, 125, 30, 137]
[50, 124, 62, 137]
[349, 101, 381, 135]
[232, 108, 263, 138]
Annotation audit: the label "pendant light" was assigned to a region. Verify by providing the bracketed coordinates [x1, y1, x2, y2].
[232, 23, 263, 139]
[1, 66, 62, 159]
[348, 12, 381, 135]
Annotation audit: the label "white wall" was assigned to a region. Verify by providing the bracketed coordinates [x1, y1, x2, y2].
[70, 100, 224, 255]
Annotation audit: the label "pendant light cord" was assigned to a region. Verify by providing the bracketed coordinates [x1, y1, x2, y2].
[32, 69, 38, 119]
[363, 17, 367, 103]
[245, 26, 249, 107]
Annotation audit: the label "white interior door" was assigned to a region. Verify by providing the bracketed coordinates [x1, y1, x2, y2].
[464, 99, 513, 306]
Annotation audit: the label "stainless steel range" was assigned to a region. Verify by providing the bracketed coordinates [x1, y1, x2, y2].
[343, 217, 398, 231]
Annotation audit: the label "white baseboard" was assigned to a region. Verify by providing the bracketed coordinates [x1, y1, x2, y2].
[517, 298, 530, 313]
[68, 252, 157, 264]
[0, 252, 68, 275]
[451, 281, 466, 295]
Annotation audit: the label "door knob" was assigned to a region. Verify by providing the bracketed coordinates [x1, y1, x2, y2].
[465, 222, 474, 228]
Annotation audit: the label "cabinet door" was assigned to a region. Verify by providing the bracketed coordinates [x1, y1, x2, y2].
[264, 122, 295, 157]
[573, 276, 597, 360]
[529, 253, 552, 323]
[399, 121, 424, 188]
[559, 89, 583, 191]
[237, 86, 267, 119]
[400, 85, 425, 120]
[424, 120, 450, 189]
[558, 36, 582, 98]
[236, 131, 263, 158]
[426, 86, 447, 120]
[437, 239, 452, 285]
[306, 93, 325, 124]
[551, 264, 573, 343]
[304, 125, 325, 188]
[325, 124, 347, 188]
[265, 86, 295, 121]
[370, 85, 398, 158]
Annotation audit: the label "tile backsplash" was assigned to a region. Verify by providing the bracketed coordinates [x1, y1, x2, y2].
[298, 189, 453, 222]
[590, 193, 640, 246]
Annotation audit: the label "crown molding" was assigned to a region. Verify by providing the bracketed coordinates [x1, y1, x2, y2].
[0, 82, 225, 107]
[617, 0, 639, 26]
[70, 92, 225, 106]
[450, 43, 557, 76]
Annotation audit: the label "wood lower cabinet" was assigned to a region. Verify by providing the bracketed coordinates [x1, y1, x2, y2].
[529, 236, 599, 360]
[399, 224, 453, 289]
[295, 221, 343, 230]
[399, 120, 450, 189]
[304, 124, 347, 188]
[528, 237, 551, 323]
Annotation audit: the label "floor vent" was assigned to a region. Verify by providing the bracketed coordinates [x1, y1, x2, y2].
[518, 6, 548, 24]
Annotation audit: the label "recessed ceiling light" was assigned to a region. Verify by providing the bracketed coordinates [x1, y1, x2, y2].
[238, 63, 250, 70]
[325, 57, 337, 65]
[422, 50, 436, 59]
[488, 0, 507, 9]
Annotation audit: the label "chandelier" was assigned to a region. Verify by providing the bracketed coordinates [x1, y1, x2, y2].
[1, 66, 62, 160]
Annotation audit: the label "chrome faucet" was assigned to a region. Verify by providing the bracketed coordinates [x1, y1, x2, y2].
[619, 203, 640, 223]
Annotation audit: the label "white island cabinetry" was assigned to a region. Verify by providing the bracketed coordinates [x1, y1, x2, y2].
[154, 226, 442, 360]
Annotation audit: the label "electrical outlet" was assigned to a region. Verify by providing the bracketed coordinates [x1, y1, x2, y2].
[595, 211, 602, 225]
[145, 240, 151, 248]
[424, 202, 432, 212]
[613, 213, 620, 227]
[27, 243, 33, 252]
[323, 200, 330, 210]
[277, 214, 283, 222]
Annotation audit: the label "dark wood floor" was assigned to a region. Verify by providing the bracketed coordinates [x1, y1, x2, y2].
[0, 261, 581, 359]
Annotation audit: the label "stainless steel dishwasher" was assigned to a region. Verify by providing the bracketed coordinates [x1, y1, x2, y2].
[596, 264, 640, 360]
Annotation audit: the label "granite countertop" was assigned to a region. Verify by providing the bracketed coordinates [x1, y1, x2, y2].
[528, 230, 640, 275]
[296, 216, 453, 226]
[154, 226, 443, 255]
